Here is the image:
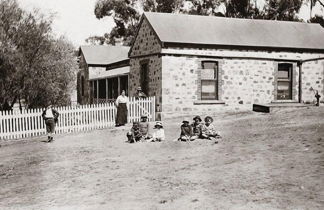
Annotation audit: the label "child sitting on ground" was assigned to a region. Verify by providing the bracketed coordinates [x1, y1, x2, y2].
[191, 115, 202, 140]
[201, 116, 221, 143]
[126, 122, 142, 143]
[139, 114, 150, 140]
[149, 121, 165, 142]
[178, 118, 193, 141]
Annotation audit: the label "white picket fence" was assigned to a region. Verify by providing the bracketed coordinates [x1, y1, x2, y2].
[0, 97, 155, 140]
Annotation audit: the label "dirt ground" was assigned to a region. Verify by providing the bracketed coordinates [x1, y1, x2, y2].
[0, 107, 324, 210]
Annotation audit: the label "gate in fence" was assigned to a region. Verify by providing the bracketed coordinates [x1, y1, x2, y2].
[0, 97, 155, 140]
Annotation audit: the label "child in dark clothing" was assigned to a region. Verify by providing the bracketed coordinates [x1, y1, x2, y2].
[191, 115, 202, 140]
[127, 122, 141, 143]
[178, 118, 193, 141]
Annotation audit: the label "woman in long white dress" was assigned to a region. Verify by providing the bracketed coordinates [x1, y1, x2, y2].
[115, 90, 129, 126]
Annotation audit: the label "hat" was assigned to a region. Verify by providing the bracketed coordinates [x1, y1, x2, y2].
[193, 115, 202, 122]
[140, 114, 147, 119]
[154, 121, 163, 128]
[204, 116, 214, 123]
[137, 86, 142, 91]
[182, 118, 190, 123]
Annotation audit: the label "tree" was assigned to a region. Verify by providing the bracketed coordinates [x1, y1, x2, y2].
[143, 0, 183, 12]
[93, 0, 140, 45]
[262, 0, 304, 20]
[309, 14, 324, 27]
[0, 0, 77, 110]
[180, 0, 223, 15]
[223, 0, 261, 18]
[308, 0, 324, 19]
[91, 0, 187, 45]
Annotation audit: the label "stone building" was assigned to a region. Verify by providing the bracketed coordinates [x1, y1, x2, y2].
[77, 45, 130, 104]
[128, 12, 324, 119]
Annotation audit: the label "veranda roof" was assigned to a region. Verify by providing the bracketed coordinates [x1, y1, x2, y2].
[80, 45, 130, 65]
[144, 12, 324, 51]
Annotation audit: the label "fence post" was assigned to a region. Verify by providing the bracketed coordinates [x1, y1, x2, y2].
[0, 111, 2, 140]
[152, 96, 156, 121]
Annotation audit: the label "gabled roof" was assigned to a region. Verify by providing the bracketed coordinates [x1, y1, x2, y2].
[79, 45, 130, 65]
[144, 12, 324, 51]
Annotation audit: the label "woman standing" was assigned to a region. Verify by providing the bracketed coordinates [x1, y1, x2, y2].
[115, 90, 129, 126]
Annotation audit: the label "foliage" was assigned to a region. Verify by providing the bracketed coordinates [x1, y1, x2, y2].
[309, 14, 324, 27]
[180, 0, 223, 15]
[91, 0, 185, 45]
[0, 0, 77, 110]
[262, 0, 303, 20]
[223, 0, 261, 18]
[93, 0, 140, 45]
[143, 0, 183, 12]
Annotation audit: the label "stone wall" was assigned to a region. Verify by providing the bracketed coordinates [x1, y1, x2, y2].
[301, 60, 324, 103]
[221, 59, 276, 105]
[161, 56, 278, 118]
[161, 53, 324, 119]
[129, 16, 163, 114]
[129, 18, 161, 57]
[129, 55, 162, 107]
[77, 53, 91, 105]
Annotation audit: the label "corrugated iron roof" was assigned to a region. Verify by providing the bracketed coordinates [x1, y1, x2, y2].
[89, 66, 130, 80]
[80, 45, 130, 65]
[144, 12, 324, 51]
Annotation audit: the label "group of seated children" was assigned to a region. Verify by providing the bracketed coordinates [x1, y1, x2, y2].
[178, 115, 221, 143]
[126, 115, 165, 143]
[126, 115, 220, 143]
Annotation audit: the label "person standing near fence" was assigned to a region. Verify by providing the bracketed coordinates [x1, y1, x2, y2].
[115, 90, 129, 127]
[42, 104, 59, 142]
[135, 87, 147, 99]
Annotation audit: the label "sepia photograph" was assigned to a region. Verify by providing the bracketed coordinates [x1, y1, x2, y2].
[0, 0, 324, 209]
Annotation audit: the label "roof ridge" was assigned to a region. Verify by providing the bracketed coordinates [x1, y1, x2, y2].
[81, 45, 130, 48]
[144, 12, 320, 26]
[142, 12, 324, 51]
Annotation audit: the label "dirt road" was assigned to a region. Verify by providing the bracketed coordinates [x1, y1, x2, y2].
[1, 107, 323, 210]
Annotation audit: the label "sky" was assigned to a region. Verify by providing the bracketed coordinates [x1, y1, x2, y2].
[17, 0, 324, 48]
[17, 0, 115, 47]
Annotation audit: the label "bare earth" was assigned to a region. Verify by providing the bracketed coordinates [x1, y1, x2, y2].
[0, 107, 324, 210]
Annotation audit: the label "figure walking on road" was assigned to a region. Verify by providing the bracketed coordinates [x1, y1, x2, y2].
[115, 90, 129, 127]
[42, 104, 59, 142]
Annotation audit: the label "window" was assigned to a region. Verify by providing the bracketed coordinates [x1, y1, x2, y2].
[201, 61, 218, 100]
[108, 77, 118, 99]
[93, 80, 97, 99]
[140, 63, 149, 95]
[277, 63, 293, 100]
[98, 79, 106, 99]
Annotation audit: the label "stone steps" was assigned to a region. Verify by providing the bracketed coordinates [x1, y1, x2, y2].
[253, 103, 312, 113]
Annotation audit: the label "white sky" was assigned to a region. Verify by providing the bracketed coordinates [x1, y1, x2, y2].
[17, 0, 115, 47]
[17, 0, 324, 48]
